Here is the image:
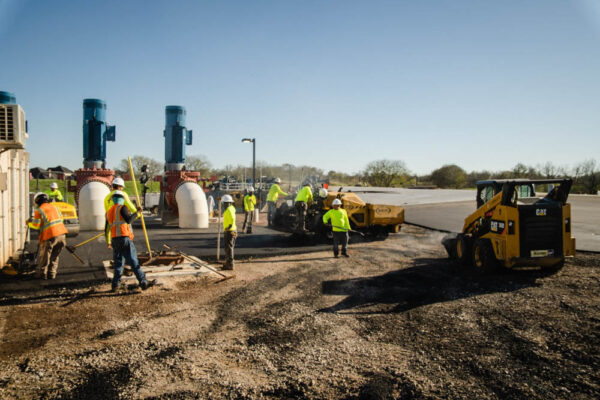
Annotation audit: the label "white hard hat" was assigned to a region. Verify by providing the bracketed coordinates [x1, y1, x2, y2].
[247, 186, 255, 192]
[222, 194, 234, 203]
[332, 198, 342, 206]
[303, 182, 312, 188]
[112, 177, 125, 186]
[50, 182, 58, 189]
[274, 178, 281, 183]
[112, 190, 125, 199]
[318, 188, 328, 198]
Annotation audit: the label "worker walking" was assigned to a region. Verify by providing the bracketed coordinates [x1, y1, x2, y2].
[27, 193, 68, 279]
[242, 187, 256, 234]
[266, 178, 288, 227]
[105, 191, 155, 292]
[322, 198, 350, 258]
[295, 182, 313, 233]
[104, 177, 138, 213]
[45, 182, 64, 202]
[222, 194, 237, 270]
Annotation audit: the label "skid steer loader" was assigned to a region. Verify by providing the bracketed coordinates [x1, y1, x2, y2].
[443, 179, 575, 272]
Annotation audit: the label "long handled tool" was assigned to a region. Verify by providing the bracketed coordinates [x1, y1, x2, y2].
[65, 232, 104, 265]
[163, 244, 235, 282]
[17, 225, 31, 273]
[128, 157, 153, 262]
[330, 225, 365, 237]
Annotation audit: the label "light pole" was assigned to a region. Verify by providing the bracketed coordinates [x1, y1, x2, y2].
[241, 138, 256, 188]
[283, 163, 293, 191]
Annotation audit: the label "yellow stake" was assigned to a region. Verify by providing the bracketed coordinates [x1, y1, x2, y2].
[128, 157, 152, 256]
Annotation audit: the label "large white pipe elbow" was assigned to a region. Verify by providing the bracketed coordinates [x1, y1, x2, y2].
[79, 181, 110, 230]
[175, 181, 209, 229]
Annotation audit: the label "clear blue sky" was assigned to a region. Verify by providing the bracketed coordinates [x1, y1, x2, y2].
[1, 0, 599, 175]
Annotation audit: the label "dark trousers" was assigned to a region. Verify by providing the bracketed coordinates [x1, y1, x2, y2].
[242, 210, 253, 232]
[267, 201, 277, 226]
[112, 236, 147, 288]
[333, 231, 349, 256]
[295, 201, 307, 232]
[224, 230, 237, 267]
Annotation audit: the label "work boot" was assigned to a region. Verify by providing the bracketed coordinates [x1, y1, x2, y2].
[222, 263, 234, 271]
[334, 253, 339, 258]
[140, 279, 157, 291]
[342, 253, 350, 258]
[247, 229, 252, 234]
[111, 283, 126, 293]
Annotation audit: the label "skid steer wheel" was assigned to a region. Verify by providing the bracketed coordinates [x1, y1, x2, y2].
[455, 234, 472, 267]
[472, 239, 499, 273]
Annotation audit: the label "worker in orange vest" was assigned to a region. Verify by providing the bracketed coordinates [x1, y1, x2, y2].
[26, 193, 68, 279]
[105, 191, 155, 292]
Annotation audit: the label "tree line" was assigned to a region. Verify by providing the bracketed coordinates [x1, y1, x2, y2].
[113, 156, 599, 194]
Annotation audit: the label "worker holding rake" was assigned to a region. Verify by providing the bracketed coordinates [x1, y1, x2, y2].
[323, 198, 351, 258]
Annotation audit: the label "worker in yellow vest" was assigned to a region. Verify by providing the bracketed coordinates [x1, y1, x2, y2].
[222, 194, 237, 270]
[104, 177, 138, 213]
[266, 178, 288, 227]
[27, 193, 68, 279]
[105, 191, 155, 292]
[45, 182, 64, 202]
[242, 187, 256, 234]
[322, 198, 351, 258]
[294, 182, 313, 233]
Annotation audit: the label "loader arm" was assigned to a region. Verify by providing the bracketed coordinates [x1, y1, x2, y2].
[462, 191, 503, 235]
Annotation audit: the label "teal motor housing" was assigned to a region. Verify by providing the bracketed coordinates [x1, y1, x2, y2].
[83, 98, 115, 168]
[164, 105, 192, 171]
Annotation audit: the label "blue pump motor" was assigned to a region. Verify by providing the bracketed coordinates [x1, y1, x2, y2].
[164, 105, 192, 170]
[83, 99, 116, 168]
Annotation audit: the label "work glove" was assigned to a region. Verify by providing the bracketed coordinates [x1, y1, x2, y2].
[25, 218, 31, 225]
[107, 243, 112, 249]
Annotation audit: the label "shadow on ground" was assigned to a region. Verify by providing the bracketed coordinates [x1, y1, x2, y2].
[319, 257, 553, 314]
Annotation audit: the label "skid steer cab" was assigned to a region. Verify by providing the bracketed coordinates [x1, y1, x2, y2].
[443, 179, 575, 272]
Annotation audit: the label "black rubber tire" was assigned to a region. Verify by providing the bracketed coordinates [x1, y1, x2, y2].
[455, 234, 472, 267]
[472, 239, 500, 273]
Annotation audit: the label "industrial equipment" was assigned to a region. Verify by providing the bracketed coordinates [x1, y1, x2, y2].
[70, 99, 116, 230]
[273, 190, 404, 240]
[0, 91, 29, 269]
[443, 179, 576, 272]
[54, 201, 80, 237]
[157, 106, 208, 228]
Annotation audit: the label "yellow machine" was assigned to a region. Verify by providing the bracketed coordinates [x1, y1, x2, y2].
[54, 201, 80, 237]
[443, 179, 575, 272]
[274, 190, 404, 239]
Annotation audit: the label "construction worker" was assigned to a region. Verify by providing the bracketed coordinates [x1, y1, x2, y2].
[222, 194, 237, 270]
[322, 198, 350, 258]
[105, 191, 155, 292]
[266, 178, 288, 227]
[294, 182, 313, 233]
[26, 193, 68, 279]
[104, 177, 138, 213]
[242, 187, 256, 234]
[45, 182, 64, 202]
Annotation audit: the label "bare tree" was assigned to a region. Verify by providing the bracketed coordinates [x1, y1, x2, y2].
[185, 155, 211, 175]
[119, 156, 162, 179]
[575, 159, 598, 194]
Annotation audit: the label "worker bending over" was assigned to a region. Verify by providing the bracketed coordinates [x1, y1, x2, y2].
[295, 182, 313, 233]
[222, 195, 237, 270]
[27, 193, 68, 279]
[266, 178, 288, 227]
[104, 177, 138, 213]
[322, 198, 350, 258]
[45, 182, 64, 202]
[242, 187, 256, 234]
[105, 191, 155, 292]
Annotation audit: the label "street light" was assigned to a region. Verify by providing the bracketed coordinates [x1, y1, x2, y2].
[241, 138, 255, 188]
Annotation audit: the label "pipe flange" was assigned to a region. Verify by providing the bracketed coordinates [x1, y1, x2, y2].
[75, 177, 111, 205]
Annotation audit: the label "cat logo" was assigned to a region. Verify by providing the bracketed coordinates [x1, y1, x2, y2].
[536, 208, 547, 216]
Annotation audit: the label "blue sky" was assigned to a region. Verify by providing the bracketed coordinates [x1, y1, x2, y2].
[1, 0, 599, 175]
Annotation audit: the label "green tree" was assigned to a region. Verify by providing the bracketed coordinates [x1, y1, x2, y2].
[430, 164, 467, 188]
[362, 160, 410, 187]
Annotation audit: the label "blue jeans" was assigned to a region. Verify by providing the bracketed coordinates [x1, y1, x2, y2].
[112, 236, 147, 288]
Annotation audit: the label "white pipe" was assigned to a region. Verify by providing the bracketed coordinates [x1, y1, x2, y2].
[79, 181, 110, 230]
[175, 181, 209, 229]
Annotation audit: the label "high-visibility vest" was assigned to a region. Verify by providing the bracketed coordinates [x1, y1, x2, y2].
[267, 184, 288, 202]
[104, 190, 138, 213]
[323, 208, 351, 232]
[30, 203, 68, 241]
[295, 186, 313, 203]
[223, 205, 237, 231]
[244, 194, 256, 212]
[107, 204, 134, 240]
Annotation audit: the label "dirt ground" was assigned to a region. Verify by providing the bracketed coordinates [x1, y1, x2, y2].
[0, 225, 599, 399]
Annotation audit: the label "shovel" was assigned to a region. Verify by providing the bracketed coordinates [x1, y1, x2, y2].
[329, 225, 365, 237]
[163, 244, 235, 283]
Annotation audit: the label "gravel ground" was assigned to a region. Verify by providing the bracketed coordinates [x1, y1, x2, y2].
[0, 225, 598, 399]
